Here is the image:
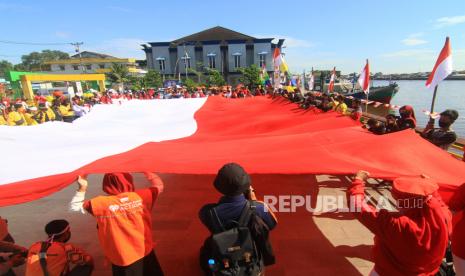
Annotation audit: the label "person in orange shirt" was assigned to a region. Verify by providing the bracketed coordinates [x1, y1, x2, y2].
[25, 219, 93, 276]
[69, 173, 164, 276]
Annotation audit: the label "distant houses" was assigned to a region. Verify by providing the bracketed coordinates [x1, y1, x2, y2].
[43, 51, 145, 74]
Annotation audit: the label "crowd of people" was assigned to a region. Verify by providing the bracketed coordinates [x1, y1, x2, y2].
[0, 86, 464, 276]
[0, 85, 274, 127]
[276, 88, 460, 151]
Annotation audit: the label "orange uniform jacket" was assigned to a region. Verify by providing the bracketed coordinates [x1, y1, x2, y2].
[83, 188, 158, 266]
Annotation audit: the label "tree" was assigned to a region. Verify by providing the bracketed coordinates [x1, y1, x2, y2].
[188, 62, 205, 83]
[238, 64, 261, 89]
[107, 63, 130, 90]
[19, 50, 70, 71]
[144, 70, 162, 88]
[183, 78, 198, 91]
[206, 68, 225, 87]
[0, 60, 13, 78]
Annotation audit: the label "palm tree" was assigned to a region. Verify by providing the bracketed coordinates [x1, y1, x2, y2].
[107, 63, 130, 91]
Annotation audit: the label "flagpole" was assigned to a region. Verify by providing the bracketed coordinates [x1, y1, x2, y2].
[429, 85, 439, 123]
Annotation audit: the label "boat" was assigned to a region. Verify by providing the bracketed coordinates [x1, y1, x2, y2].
[321, 80, 399, 104]
[345, 82, 399, 104]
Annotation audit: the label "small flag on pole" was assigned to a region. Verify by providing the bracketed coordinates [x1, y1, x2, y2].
[357, 59, 370, 94]
[328, 67, 336, 93]
[426, 37, 452, 88]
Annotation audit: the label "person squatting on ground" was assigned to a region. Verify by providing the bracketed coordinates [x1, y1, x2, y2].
[0, 217, 28, 276]
[69, 172, 164, 276]
[25, 220, 93, 276]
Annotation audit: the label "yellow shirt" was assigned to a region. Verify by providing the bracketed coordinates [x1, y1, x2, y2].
[329, 100, 339, 110]
[7, 111, 27, 126]
[0, 115, 7, 125]
[46, 108, 56, 121]
[58, 104, 74, 117]
[24, 113, 38, 125]
[335, 102, 348, 114]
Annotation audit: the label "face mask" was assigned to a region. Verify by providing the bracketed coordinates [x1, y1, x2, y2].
[439, 121, 451, 128]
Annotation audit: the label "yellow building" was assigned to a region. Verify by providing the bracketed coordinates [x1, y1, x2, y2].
[43, 51, 144, 74]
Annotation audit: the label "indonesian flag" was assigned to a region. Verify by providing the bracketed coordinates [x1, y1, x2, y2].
[426, 37, 453, 88]
[273, 48, 282, 69]
[328, 67, 336, 93]
[357, 59, 370, 94]
[1, 97, 465, 206]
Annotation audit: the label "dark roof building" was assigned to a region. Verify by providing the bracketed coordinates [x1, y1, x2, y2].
[142, 26, 284, 84]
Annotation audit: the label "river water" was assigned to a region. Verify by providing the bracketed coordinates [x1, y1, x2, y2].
[369, 80, 465, 137]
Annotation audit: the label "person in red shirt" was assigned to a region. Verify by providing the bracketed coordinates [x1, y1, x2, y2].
[69, 172, 164, 276]
[448, 183, 465, 275]
[347, 171, 448, 276]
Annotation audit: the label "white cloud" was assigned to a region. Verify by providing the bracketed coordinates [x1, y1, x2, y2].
[435, 15, 465, 28]
[254, 34, 314, 48]
[401, 33, 427, 46]
[85, 38, 147, 59]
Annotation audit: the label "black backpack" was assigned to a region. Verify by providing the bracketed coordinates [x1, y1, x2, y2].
[204, 201, 263, 276]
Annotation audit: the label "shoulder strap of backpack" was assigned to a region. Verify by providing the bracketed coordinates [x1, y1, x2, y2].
[238, 201, 253, 227]
[210, 207, 226, 232]
[39, 241, 51, 276]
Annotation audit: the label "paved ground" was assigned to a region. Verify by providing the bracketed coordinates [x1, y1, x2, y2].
[1, 173, 395, 275]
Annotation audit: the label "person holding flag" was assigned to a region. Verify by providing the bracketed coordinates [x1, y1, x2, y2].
[327, 67, 336, 93]
[421, 37, 459, 151]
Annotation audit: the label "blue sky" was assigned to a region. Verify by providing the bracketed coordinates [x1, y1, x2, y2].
[0, 0, 465, 73]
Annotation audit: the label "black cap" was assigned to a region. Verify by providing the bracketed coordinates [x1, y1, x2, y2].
[440, 109, 459, 122]
[45, 219, 69, 236]
[213, 163, 251, 196]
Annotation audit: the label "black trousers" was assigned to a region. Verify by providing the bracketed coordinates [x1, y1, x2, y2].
[112, 251, 164, 276]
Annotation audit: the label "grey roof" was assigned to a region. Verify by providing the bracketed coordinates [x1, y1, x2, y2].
[71, 51, 117, 59]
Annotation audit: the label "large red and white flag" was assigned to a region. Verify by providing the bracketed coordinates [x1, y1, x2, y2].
[328, 67, 336, 93]
[357, 59, 370, 94]
[426, 37, 453, 88]
[1, 97, 465, 206]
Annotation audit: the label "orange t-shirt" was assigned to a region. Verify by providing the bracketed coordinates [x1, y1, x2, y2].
[84, 188, 157, 266]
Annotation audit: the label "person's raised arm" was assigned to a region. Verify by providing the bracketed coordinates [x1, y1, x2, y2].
[144, 172, 164, 195]
[69, 175, 89, 214]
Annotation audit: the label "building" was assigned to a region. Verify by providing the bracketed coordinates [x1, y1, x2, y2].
[43, 51, 144, 74]
[142, 26, 285, 84]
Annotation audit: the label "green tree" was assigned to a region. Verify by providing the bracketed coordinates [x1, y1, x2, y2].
[183, 78, 198, 91]
[0, 60, 13, 78]
[107, 63, 130, 89]
[188, 62, 205, 83]
[206, 68, 225, 87]
[238, 64, 261, 89]
[19, 50, 70, 71]
[143, 70, 163, 88]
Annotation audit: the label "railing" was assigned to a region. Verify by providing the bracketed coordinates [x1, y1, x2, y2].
[361, 112, 465, 161]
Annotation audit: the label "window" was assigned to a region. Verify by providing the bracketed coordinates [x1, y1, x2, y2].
[182, 57, 191, 69]
[158, 59, 165, 71]
[73, 65, 79, 70]
[99, 64, 105, 69]
[59, 65, 65, 71]
[208, 56, 216, 69]
[234, 55, 241, 68]
[259, 54, 266, 68]
[86, 64, 92, 70]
